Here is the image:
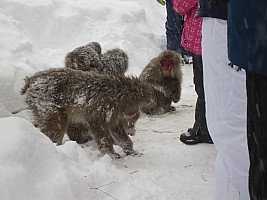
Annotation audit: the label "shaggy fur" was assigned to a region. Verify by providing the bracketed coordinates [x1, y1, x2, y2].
[139, 50, 182, 115]
[65, 42, 103, 71]
[64, 44, 132, 144]
[65, 43, 128, 75]
[67, 123, 92, 144]
[67, 110, 139, 144]
[100, 48, 129, 75]
[21, 68, 154, 158]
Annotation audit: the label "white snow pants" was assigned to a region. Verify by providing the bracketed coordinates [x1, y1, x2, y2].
[202, 18, 250, 200]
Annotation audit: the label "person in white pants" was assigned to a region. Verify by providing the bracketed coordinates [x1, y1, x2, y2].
[201, 17, 250, 200]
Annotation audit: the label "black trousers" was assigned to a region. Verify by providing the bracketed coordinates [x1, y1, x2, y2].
[246, 71, 267, 200]
[192, 54, 209, 134]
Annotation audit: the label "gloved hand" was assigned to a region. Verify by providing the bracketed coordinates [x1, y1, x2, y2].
[156, 0, 166, 6]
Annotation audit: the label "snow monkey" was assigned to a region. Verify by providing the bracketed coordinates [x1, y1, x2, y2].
[65, 42, 128, 74]
[65, 42, 102, 71]
[100, 48, 129, 75]
[64, 43, 133, 143]
[139, 50, 182, 115]
[21, 68, 155, 158]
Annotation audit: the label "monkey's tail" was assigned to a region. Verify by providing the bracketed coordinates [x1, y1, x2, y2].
[20, 76, 30, 95]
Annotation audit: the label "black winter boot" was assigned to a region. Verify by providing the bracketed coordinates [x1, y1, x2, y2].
[180, 128, 213, 145]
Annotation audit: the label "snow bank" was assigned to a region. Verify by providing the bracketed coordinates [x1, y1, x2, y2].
[0, 117, 136, 200]
[0, 117, 87, 200]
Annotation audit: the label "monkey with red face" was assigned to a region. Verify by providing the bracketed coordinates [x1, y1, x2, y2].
[139, 50, 182, 115]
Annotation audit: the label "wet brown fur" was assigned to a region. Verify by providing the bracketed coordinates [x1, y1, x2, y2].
[21, 68, 154, 158]
[100, 48, 129, 75]
[65, 42, 103, 71]
[64, 44, 133, 144]
[139, 50, 182, 115]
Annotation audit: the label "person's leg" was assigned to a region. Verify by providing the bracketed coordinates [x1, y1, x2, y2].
[192, 54, 209, 134]
[165, 0, 183, 53]
[246, 72, 267, 200]
[165, 0, 192, 65]
[202, 18, 250, 200]
[180, 53, 212, 144]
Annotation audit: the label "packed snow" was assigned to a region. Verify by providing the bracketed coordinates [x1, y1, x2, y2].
[0, 0, 216, 199]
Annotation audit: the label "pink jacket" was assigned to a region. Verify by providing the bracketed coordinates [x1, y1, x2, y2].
[172, 0, 202, 55]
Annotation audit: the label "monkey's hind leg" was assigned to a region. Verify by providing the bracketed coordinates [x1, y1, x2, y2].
[87, 120, 119, 158]
[126, 112, 140, 136]
[109, 122, 142, 157]
[66, 122, 92, 144]
[39, 110, 68, 145]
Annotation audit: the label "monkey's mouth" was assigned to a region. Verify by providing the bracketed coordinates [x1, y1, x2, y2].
[162, 65, 170, 72]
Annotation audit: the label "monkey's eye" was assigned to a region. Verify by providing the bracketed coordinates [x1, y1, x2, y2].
[163, 58, 172, 66]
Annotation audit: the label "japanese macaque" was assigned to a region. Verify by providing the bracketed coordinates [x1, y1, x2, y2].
[21, 68, 154, 158]
[100, 48, 129, 75]
[65, 42, 103, 71]
[139, 50, 182, 115]
[64, 44, 133, 143]
[65, 42, 128, 75]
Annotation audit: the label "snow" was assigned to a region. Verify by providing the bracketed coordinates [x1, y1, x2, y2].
[0, 0, 216, 199]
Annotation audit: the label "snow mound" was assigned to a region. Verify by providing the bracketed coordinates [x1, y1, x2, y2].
[0, 117, 133, 200]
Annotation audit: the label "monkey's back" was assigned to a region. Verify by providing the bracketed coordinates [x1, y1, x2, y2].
[100, 48, 129, 75]
[65, 42, 103, 71]
[22, 68, 153, 114]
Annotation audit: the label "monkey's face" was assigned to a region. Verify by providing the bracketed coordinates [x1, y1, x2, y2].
[158, 50, 181, 78]
[161, 57, 174, 77]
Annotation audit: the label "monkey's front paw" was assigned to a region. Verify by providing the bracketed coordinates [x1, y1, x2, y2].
[126, 150, 143, 157]
[126, 128, 136, 136]
[171, 93, 180, 103]
[153, 85, 171, 97]
[110, 153, 121, 159]
[153, 107, 165, 115]
[169, 106, 176, 112]
[124, 148, 143, 156]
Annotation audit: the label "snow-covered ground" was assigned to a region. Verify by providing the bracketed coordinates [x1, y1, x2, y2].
[0, 0, 216, 199]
